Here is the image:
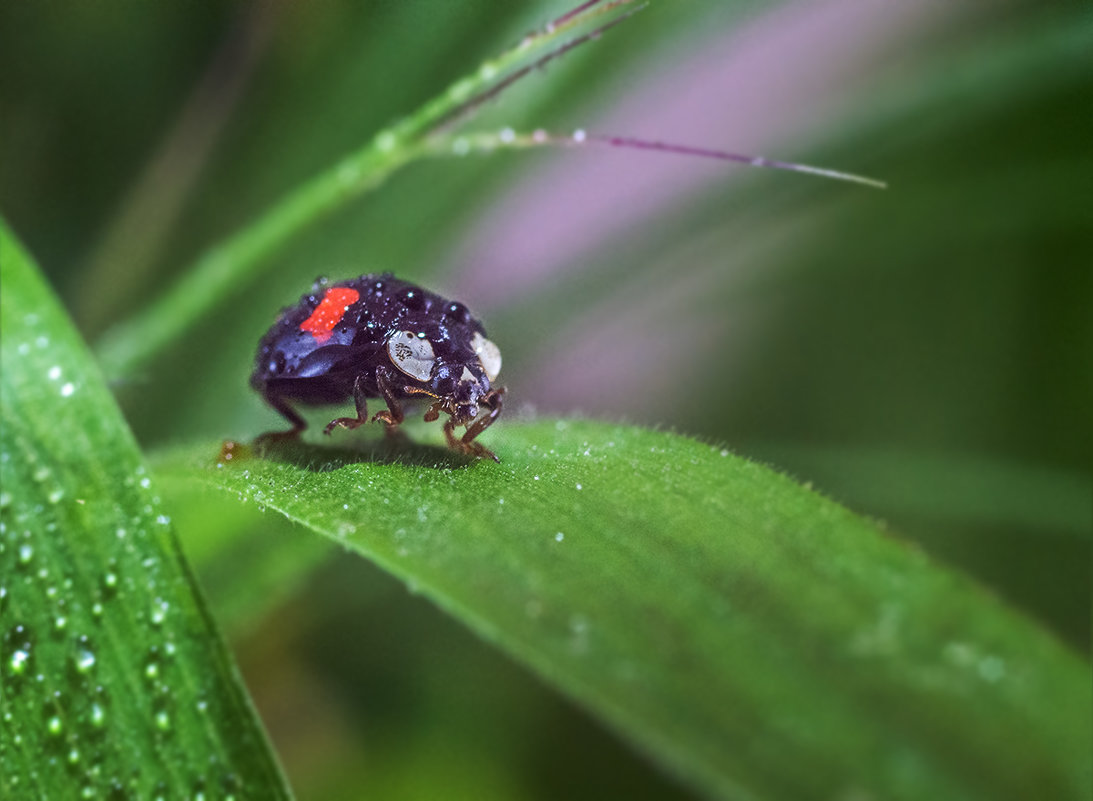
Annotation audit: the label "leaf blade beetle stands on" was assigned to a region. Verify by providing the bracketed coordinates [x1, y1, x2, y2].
[251, 274, 505, 461]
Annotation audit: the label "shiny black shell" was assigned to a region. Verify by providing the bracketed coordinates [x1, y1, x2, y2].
[250, 273, 491, 408]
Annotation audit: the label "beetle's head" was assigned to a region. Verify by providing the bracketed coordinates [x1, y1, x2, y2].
[448, 365, 485, 424]
[436, 331, 502, 424]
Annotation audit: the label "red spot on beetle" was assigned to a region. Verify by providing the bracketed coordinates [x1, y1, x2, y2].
[299, 287, 360, 343]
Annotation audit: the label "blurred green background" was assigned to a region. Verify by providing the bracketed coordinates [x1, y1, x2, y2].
[2, 1, 1088, 798]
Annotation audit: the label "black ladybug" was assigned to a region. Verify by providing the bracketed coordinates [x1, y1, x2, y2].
[251, 274, 504, 461]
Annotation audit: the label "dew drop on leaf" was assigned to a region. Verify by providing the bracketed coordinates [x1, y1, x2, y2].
[149, 599, 168, 626]
[74, 648, 96, 674]
[10, 648, 30, 675]
[88, 702, 106, 728]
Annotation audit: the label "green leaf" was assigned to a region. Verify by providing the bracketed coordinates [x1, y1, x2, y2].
[160, 477, 333, 637]
[156, 421, 1091, 801]
[0, 221, 291, 799]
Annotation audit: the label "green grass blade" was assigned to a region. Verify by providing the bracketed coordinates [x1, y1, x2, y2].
[0, 220, 292, 800]
[93, 1, 643, 381]
[155, 422, 1091, 801]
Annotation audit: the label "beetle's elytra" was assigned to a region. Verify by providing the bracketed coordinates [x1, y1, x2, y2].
[251, 274, 504, 461]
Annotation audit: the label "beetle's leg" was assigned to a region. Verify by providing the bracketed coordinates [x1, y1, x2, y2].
[423, 400, 443, 423]
[371, 365, 405, 434]
[256, 392, 307, 446]
[323, 375, 369, 435]
[451, 387, 505, 462]
[462, 387, 504, 443]
[442, 417, 462, 451]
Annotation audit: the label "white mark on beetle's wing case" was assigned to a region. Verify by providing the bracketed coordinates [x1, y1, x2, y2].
[471, 332, 502, 381]
[387, 331, 436, 381]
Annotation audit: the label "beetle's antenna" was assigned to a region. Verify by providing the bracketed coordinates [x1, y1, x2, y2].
[425, 128, 887, 189]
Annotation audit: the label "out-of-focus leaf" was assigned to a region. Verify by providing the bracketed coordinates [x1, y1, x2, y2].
[750, 445, 1091, 538]
[0, 220, 291, 799]
[156, 421, 1091, 801]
